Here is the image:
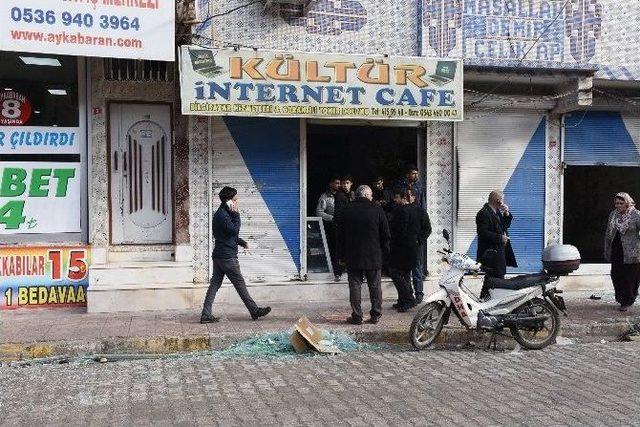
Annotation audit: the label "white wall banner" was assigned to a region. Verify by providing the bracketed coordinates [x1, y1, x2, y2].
[0, 0, 175, 61]
[0, 127, 80, 155]
[0, 162, 81, 234]
[0, 125, 82, 234]
[180, 46, 463, 121]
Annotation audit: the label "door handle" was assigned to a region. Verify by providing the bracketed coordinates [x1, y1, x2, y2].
[123, 152, 127, 176]
[113, 151, 118, 171]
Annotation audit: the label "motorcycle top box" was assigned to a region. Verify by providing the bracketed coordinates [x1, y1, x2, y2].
[542, 244, 581, 275]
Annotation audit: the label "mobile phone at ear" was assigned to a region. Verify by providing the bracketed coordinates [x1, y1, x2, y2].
[226, 200, 234, 209]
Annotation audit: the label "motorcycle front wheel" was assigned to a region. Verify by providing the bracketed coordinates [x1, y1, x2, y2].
[510, 298, 560, 350]
[409, 302, 447, 350]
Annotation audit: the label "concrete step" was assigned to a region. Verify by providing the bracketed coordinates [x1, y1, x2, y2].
[87, 284, 196, 312]
[108, 250, 174, 263]
[91, 261, 192, 269]
[90, 262, 193, 287]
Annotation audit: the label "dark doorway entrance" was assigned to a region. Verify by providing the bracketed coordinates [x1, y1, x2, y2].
[563, 166, 640, 263]
[306, 124, 419, 217]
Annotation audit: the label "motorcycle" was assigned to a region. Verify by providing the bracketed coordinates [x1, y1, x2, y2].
[410, 230, 568, 350]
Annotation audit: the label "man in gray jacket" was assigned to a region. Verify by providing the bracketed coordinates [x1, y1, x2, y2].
[317, 176, 342, 281]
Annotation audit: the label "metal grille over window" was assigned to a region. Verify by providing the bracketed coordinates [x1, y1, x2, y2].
[104, 59, 173, 82]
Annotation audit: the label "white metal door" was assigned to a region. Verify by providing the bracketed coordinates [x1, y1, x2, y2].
[109, 104, 172, 244]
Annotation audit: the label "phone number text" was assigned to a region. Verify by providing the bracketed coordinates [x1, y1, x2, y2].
[10, 8, 141, 31]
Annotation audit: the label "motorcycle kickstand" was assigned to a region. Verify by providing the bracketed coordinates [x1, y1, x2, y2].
[487, 332, 498, 351]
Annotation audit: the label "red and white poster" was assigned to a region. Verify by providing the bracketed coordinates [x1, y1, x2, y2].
[0, 91, 32, 126]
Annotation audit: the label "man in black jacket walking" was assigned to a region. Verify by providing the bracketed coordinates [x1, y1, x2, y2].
[476, 190, 518, 298]
[337, 185, 390, 325]
[200, 187, 271, 323]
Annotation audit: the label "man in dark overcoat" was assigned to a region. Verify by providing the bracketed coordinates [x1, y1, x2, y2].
[389, 189, 431, 311]
[476, 190, 518, 298]
[337, 185, 390, 325]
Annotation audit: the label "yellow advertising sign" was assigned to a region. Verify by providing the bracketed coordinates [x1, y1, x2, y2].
[180, 47, 463, 121]
[1, 246, 90, 310]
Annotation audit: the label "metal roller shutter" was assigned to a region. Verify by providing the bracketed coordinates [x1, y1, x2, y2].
[456, 111, 546, 273]
[211, 117, 300, 282]
[564, 111, 640, 166]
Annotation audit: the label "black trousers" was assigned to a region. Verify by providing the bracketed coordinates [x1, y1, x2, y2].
[202, 258, 258, 317]
[480, 268, 506, 299]
[390, 268, 416, 308]
[611, 262, 640, 306]
[348, 269, 382, 321]
[324, 221, 342, 276]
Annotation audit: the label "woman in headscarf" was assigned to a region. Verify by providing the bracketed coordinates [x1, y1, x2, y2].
[604, 192, 640, 311]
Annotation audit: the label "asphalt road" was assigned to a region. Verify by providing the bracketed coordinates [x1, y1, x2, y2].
[1, 342, 639, 426]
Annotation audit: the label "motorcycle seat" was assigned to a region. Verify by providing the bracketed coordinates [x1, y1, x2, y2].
[484, 273, 551, 291]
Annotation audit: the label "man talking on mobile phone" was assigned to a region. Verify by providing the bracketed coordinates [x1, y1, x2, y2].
[200, 186, 271, 323]
[476, 190, 518, 299]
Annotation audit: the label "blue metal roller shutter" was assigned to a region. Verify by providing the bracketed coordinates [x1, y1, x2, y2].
[456, 111, 546, 273]
[564, 111, 640, 166]
[211, 117, 300, 282]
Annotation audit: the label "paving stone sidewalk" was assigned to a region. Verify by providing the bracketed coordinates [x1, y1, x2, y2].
[1, 342, 639, 426]
[0, 290, 638, 360]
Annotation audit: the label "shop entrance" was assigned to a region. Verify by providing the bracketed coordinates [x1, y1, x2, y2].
[563, 166, 640, 263]
[305, 123, 420, 275]
[563, 111, 640, 267]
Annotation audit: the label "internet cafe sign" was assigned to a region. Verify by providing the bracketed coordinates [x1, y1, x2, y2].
[0, 0, 175, 61]
[180, 46, 463, 121]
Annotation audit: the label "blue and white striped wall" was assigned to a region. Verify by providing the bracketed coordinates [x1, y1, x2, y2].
[565, 111, 640, 166]
[456, 111, 546, 273]
[195, 111, 640, 284]
[210, 117, 301, 282]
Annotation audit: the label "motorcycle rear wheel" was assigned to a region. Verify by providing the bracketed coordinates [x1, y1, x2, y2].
[410, 302, 446, 350]
[510, 298, 559, 350]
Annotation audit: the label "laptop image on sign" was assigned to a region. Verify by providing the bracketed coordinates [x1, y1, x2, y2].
[429, 61, 457, 86]
[189, 48, 223, 78]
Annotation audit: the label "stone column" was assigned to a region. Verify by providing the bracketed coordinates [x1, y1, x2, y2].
[189, 116, 211, 283]
[425, 121, 455, 276]
[545, 115, 563, 246]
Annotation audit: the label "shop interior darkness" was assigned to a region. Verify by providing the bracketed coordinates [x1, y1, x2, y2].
[0, 51, 78, 128]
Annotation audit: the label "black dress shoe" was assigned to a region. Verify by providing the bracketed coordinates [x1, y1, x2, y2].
[415, 295, 424, 304]
[200, 314, 220, 324]
[368, 316, 381, 325]
[346, 316, 363, 325]
[396, 298, 417, 311]
[396, 304, 417, 313]
[251, 306, 271, 320]
[392, 302, 400, 309]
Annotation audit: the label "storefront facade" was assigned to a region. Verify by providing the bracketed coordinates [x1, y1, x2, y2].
[183, 39, 463, 303]
[0, 52, 90, 309]
[4, 0, 638, 313]
[85, 57, 194, 312]
[0, 0, 178, 312]
[180, 0, 640, 308]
